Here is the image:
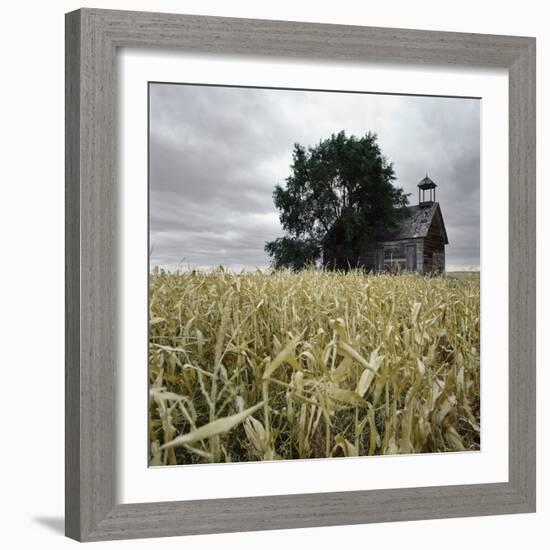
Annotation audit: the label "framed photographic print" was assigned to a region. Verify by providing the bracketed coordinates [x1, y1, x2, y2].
[65, 8, 536, 542]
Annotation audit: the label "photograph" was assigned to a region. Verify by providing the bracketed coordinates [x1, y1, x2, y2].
[148, 82, 481, 466]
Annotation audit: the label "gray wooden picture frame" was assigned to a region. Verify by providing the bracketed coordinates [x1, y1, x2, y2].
[65, 8, 536, 542]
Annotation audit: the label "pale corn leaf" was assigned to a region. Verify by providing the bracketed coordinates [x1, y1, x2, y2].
[183, 444, 213, 460]
[153, 343, 187, 353]
[356, 368, 372, 397]
[160, 402, 264, 449]
[411, 302, 422, 324]
[332, 355, 353, 383]
[331, 388, 366, 407]
[150, 388, 185, 402]
[334, 434, 359, 457]
[152, 368, 164, 389]
[149, 317, 166, 325]
[337, 341, 376, 373]
[244, 416, 266, 454]
[329, 318, 347, 340]
[432, 394, 457, 427]
[263, 333, 303, 380]
[149, 441, 163, 466]
[445, 426, 465, 451]
[356, 350, 384, 396]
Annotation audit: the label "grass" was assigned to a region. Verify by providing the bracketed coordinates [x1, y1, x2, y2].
[148, 268, 480, 465]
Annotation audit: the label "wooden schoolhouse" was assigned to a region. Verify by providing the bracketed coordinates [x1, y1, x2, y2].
[358, 175, 449, 274]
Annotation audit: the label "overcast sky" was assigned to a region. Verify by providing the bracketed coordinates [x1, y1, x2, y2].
[150, 83, 480, 271]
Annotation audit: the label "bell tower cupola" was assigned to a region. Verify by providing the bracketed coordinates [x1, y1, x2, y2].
[417, 174, 437, 207]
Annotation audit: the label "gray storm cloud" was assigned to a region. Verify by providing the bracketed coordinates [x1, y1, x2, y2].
[149, 83, 480, 271]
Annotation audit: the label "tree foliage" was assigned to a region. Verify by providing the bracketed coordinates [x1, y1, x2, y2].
[264, 237, 320, 271]
[265, 131, 409, 270]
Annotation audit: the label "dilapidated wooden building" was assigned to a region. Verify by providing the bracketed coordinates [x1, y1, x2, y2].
[359, 176, 449, 274]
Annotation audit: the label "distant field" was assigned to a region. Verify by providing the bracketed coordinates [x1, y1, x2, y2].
[446, 271, 480, 280]
[149, 269, 480, 465]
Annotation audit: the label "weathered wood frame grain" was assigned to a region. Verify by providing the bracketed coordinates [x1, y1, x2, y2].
[65, 8, 536, 542]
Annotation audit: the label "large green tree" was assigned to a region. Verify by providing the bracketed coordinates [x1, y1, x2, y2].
[265, 131, 409, 270]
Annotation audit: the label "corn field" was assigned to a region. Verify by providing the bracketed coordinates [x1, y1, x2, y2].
[149, 268, 480, 465]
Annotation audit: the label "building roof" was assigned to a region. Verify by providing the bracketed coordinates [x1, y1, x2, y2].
[377, 202, 449, 244]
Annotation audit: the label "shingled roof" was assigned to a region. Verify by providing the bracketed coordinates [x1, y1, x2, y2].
[417, 175, 437, 190]
[377, 202, 449, 243]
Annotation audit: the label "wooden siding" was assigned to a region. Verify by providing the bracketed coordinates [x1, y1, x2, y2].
[357, 238, 423, 273]
[356, 203, 446, 274]
[422, 210, 446, 273]
[356, 213, 446, 274]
